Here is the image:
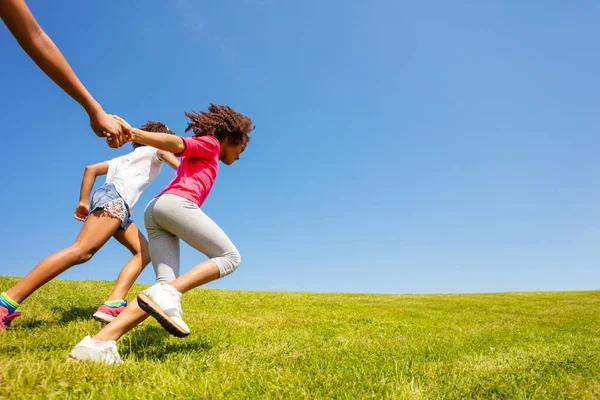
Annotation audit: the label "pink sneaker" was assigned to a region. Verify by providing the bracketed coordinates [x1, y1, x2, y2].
[0, 305, 21, 331]
[93, 300, 127, 324]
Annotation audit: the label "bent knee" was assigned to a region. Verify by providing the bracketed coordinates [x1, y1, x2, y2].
[228, 249, 241, 269]
[214, 249, 241, 277]
[70, 245, 99, 265]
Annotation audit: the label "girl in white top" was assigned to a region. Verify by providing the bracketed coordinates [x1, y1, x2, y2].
[0, 121, 179, 331]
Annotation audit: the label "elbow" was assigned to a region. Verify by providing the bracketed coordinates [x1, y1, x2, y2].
[174, 138, 185, 154]
[84, 165, 97, 176]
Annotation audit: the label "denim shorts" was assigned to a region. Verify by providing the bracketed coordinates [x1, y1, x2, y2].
[89, 183, 132, 229]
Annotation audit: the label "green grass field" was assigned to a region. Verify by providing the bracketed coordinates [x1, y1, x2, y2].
[0, 276, 598, 399]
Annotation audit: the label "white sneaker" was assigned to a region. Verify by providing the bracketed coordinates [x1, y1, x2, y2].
[68, 336, 123, 365]
[137, 284, 190, 337]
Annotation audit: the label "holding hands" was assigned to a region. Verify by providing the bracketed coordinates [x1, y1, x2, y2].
[90, 110, 129, 148]
[99, 114, 131, 148]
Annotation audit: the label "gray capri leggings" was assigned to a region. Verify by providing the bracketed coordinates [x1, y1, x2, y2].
[144, 194, 241, 284]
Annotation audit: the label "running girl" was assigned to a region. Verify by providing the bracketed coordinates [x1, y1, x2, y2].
[0, 122, 179, 330]
[68, 104, 254, 364]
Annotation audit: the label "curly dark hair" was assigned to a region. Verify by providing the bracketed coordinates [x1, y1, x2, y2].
[184, 104, 255, 145]
[133, 121, 175, 149]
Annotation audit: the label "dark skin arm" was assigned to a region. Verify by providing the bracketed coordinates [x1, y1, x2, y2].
[0, 0, 126, 147]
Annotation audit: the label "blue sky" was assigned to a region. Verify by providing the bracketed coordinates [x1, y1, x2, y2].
[1, 0, 599, 294]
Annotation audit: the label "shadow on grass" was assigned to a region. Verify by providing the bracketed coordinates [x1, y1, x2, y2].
[0, 344, 23, 357]
[120, 325, 212, 360]
[19, 319, 44, 329]
[10, 306, 97, 331]
[53, 305, 98, 324]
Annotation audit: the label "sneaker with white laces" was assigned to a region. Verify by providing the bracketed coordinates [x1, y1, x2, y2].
[68, 336, 123, 365]
[137, 284, 190, 338]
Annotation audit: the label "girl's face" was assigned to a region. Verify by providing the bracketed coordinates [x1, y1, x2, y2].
[220, 137, 246, 165]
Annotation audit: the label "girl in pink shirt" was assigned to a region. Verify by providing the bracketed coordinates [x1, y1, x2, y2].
[69, 104, 255, 364]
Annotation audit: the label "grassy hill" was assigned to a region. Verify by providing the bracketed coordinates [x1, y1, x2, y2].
[1, 276, 598, 399]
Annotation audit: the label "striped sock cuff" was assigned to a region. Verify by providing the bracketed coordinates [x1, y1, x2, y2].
[103, 299, 127, 307]
[0, 292, 19, 313]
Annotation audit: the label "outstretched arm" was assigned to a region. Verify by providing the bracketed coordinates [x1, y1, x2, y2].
[114, 115, 218, 159]
[127, 128, 186, 154]
[0, 0, 125, 147]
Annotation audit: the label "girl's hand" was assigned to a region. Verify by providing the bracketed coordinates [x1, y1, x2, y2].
[74, 202, 89, 222]
[110, 115, 134, 142]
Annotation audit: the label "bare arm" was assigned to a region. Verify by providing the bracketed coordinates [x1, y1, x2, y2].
[129, 128, 186, 154]
[157, 150, 181, 170]
[74, 162, 109, 221]
[79, 162, 109, 204]
[0, 0, 125, 147]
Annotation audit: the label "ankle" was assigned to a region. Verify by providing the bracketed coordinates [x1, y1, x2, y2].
[106, 294, 127, 302]
[90, 337, 111, 346]
[103, 299, 127, 307]
[92, 334, 116, 343]
[0, 292, 20, 313]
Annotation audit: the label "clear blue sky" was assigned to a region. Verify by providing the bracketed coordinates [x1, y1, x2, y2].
[1, 0, 599, 294]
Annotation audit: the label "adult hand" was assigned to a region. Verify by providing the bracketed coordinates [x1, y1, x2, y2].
[89, 109, 128, 148]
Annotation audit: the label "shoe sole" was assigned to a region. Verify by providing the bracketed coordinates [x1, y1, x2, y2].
[66, 355, 122, 365]
[93, 311, 115, 324]
[137, 293, 189, 338]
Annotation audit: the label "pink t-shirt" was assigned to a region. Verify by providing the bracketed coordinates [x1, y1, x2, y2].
[159, 135, 220, 207]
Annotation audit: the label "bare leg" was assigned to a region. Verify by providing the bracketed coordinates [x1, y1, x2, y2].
[91, 261, 219, 342]
[93, 298, 149, 341]
[6, 210, 120, 303]
[105, 223, 150, 301]
[91, 196, 234, 342]
[169, 260, 220, 294]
